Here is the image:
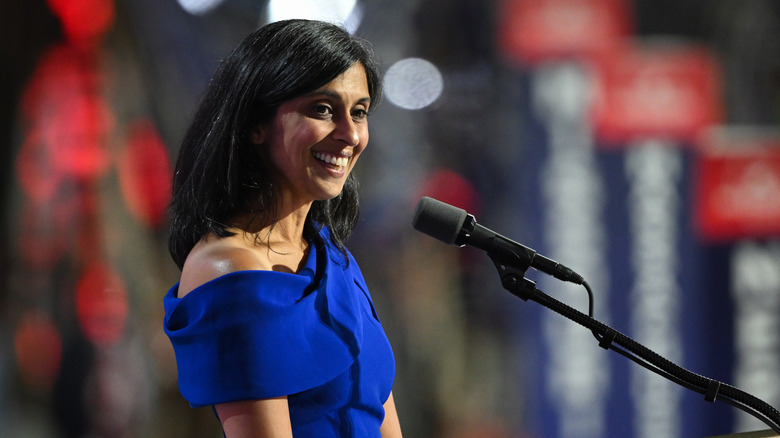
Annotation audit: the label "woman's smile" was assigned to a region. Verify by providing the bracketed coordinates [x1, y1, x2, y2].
[312, 150, 351, 175]
[313, 151, 350, 168]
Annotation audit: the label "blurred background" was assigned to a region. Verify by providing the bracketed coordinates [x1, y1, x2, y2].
[1, 0, 780, 437]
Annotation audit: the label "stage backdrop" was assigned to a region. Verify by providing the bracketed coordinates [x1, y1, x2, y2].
[497, 0, 780, 436]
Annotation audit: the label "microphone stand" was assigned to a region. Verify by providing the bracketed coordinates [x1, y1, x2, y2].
[484, 247, 780, 435]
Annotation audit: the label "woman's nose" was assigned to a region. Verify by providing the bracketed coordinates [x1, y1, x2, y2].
[333, 117, 360, 146]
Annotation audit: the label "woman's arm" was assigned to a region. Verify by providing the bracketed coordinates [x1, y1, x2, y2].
[215, 397, 294, 438]
[380, 392, 403, 438]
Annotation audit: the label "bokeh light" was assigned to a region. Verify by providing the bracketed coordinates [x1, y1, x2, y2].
[117, 119, 173, 229]
[177, 0, 226, 16]
[46, 0, 115, 44]
[75, 262, 129, 347]
[44, 93, 114, 180]
[383, 58, 444, 110]
[416, 169, 480, 216]
[19, 45, 114, 182]
[267, 0, 362, 33]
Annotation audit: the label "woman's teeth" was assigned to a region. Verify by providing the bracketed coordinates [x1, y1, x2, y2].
[313, 152, 348, 167]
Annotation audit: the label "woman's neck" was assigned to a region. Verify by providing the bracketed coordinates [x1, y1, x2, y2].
[232, 199, 313, 249]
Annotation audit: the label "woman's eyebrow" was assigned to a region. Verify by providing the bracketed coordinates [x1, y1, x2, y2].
[305, 90, 371, 105]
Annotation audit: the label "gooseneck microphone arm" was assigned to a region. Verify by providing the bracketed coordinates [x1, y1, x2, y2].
[412, 196, 780, 434]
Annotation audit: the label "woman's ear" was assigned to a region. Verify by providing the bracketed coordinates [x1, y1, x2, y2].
[250, 124, 266, 145]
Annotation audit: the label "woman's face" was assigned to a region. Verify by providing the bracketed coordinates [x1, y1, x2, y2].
[255, 62, 371, 206]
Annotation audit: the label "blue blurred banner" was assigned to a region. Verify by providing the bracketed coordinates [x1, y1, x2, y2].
[515, 62, 780, 437]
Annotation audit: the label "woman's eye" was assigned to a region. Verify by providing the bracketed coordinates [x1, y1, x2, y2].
[352, 108, 368, 120]
[313, 104, 333, 116]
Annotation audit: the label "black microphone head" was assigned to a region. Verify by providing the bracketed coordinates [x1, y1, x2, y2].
[412, 197, 467, 245]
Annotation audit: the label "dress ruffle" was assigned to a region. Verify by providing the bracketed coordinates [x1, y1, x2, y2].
[163, 238, 367, 407]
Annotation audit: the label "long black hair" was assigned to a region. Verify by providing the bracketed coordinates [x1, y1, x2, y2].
[168, 19, 382, 269]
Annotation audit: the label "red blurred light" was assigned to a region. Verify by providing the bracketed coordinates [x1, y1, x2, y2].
[75, 262, 129, 347]
[14, 311, 63, 391]
[417, 169, 480, 217]
[21, 46, 102, 121]
[46, 0, 115, 45]
[118, 119, 173, 229]
[43, 93, 114, 180]
[19, 45, 113, 183]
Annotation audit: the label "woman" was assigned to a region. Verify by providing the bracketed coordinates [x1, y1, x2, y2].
[163, 19, 402, 437]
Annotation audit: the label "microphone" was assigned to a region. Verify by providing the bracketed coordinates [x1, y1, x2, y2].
[412, 196, 584, 285]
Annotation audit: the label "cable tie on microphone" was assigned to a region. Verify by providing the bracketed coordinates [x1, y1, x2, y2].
[704, 379, 721, 403]
[598, 328, 617, 350]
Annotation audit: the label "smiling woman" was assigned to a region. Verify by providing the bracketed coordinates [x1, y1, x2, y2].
[163, 19, 401, 438]
[254, 62, 371, 204]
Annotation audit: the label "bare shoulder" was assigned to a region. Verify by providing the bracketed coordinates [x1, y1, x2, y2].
[177, 234, 267, 298]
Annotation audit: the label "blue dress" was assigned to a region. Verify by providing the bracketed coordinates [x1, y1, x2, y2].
[163, 229, 395, 437]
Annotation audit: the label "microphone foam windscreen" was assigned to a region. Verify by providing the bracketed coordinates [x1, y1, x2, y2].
[412, 197, 467, 245]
